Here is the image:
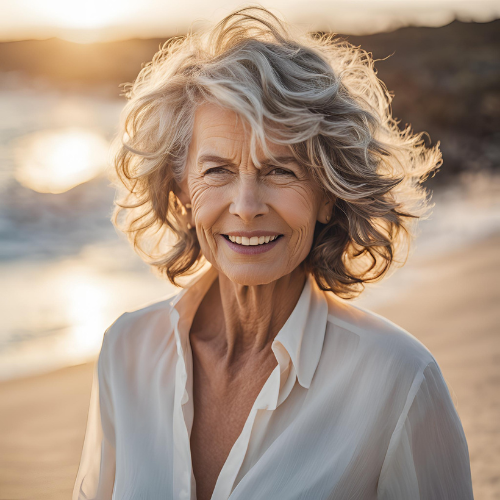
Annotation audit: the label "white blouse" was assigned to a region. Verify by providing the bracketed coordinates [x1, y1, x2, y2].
[73, 265, 474, 500]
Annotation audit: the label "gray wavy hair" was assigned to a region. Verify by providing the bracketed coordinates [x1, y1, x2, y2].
[111, 6, 441, 299]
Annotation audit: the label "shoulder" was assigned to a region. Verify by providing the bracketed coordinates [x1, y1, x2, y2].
[322, 290, 435, 375]
[315, 291, 444, 426]
[100, 288, 183, 356]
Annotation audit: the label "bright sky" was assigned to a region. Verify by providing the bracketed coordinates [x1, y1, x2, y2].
[1, 0, 499, 42]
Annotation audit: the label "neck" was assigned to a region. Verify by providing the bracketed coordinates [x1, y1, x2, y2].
[203, 265, 307, 364]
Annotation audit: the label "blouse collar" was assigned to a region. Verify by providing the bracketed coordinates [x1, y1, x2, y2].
[167, 264, 328, 390]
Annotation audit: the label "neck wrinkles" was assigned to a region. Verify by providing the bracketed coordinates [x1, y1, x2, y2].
[204, 264, 308, 364]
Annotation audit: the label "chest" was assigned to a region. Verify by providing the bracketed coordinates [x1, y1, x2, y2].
[189, 349, 277, 500]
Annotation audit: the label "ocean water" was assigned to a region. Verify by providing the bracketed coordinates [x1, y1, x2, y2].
[0, 87, 177, 380]
[0, 87, 499, 381]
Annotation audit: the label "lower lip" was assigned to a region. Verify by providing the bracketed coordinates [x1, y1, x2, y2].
[222, 235, 283, 255]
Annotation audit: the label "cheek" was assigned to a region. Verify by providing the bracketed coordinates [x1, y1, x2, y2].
[276, 184, 318, 235]
[272, 184, 319, 262]
[188, 178, 226, 245]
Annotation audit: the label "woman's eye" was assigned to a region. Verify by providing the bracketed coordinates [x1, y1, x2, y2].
[269, 167, 295, 177]
[204, 167, 229, 175]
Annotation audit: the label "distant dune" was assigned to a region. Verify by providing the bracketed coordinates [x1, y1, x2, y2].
[1, 19, 498, 180]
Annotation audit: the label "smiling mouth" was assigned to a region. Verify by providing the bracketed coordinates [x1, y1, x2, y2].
[222, 234, 283, 246]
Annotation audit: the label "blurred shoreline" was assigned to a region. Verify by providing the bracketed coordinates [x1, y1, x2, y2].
[0, 228, 498, 499]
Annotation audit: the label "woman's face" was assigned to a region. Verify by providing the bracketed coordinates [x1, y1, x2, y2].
[179, 103, 331, 286]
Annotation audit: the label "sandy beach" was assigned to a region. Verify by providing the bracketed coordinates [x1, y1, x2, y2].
[0, 233, 498, 500]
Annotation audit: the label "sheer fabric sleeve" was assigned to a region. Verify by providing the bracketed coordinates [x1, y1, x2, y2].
[72, 332, 116, 500]
[377, 360, 474, 500]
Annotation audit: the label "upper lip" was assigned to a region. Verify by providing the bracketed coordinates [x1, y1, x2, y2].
[222, 230, 283, 237]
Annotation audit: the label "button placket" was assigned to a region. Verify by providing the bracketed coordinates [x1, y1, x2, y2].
[172, 309, 194, 500]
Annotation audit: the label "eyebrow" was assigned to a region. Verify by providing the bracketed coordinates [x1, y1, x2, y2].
[197, 154, 298, 168]
[197, 155, 237, 168]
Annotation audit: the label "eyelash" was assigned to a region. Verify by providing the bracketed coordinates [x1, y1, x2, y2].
[204, 167, 295, 177]
[269, 167, 294, 176]
[204, 167, 229, 175]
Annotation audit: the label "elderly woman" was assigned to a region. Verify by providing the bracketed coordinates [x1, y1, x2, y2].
[73, 7, 473, 500]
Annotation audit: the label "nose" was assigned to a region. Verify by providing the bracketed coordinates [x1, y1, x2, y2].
[229, 175, 269, 222]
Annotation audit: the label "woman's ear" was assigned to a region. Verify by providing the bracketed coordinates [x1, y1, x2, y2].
[173, 178, 191, 209]
[173, 179, 194, 227]
[317, 193, 335, 225]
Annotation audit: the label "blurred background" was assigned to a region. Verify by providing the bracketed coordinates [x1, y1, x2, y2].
[0, 1, 498, 499]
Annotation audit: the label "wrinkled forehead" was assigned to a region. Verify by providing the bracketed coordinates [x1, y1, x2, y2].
[188, 102, 293, 166]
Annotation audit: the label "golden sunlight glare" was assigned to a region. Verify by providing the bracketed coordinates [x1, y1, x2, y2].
[36, 0, 132, 29]
[14, 128, 109, 194]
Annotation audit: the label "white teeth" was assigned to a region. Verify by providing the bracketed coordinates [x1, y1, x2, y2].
[227, 235, 280, 246]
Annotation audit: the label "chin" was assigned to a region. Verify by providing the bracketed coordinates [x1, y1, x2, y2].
[218, 262, 287, 287]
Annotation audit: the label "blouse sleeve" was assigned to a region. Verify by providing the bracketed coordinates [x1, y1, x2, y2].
[72, 331, 116, 500]
[377, 360, 474, 500]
